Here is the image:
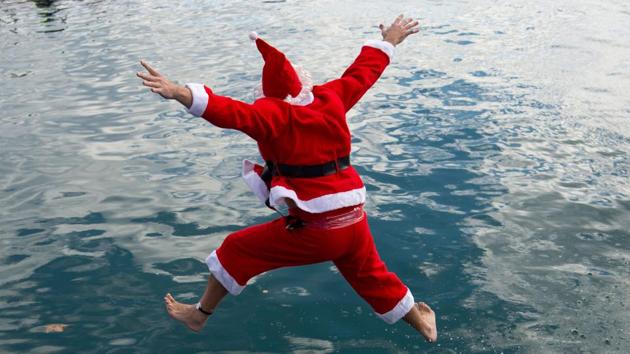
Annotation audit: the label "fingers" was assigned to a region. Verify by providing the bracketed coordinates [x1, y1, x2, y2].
[390, 15, 419, 31]
[405, 25, 420, 38]
[137, 60, 175, 97]
[140, 60, 161, 77]
[138, 71, 163, 91]
[400, 18, 420, 38]
[404, 20, 419, 30]
[139, 77, 164, 95]
[136, 71, 158, 81]
[142, 80, 160, 88]
[405, 22, 420, 38]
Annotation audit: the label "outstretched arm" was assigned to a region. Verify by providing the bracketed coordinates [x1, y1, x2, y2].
[136, 61, 286, 141]
[321, 15, 420, 112]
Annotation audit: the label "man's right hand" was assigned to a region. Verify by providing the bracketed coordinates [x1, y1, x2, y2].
[379, 15, 420, 47]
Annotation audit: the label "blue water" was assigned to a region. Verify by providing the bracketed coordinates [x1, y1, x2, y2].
[1, 0, 629, 353]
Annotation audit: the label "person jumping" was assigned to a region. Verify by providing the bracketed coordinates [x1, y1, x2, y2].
[137, 15, 437, 343]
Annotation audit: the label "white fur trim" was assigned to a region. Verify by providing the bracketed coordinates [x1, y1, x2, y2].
[364, 39, 395, 62]
[206, 251, 245, 295]
[285, 65, 314, 106]
[287, 91, 314, 106]
[249, 31, 258, 41]
[185, 83, 209, 117]
[242, 159, 269, 203]
[269, 186, 366, 213]
[377, 288, 414, 324]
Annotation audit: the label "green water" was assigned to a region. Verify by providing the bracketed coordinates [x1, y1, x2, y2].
[1, 0, 629, 353]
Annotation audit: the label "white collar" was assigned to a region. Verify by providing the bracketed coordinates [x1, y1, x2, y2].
[286, 91, 314, 106]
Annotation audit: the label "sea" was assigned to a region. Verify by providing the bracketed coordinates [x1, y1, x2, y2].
[1, 0, 629, 353]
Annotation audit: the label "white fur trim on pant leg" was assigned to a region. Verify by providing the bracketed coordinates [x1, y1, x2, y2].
[206, 251, 245, 295]
[377, 288, 415, 324]
[364, 39, 395, 62]
[185, 83, 209, 117]
[242, 159, 269, 203]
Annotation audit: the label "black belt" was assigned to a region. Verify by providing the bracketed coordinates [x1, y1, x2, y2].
[261, 155, 350, 181]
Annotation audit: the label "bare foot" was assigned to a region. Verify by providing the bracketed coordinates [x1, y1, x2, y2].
[164, 293, 209, 332]
[403, 301, 438, 343]
[415, 302, 437, 342]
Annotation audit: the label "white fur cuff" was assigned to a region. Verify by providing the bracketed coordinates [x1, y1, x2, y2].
[185, 83, 209, 117]
[377, 288, 415, 324]
[206, 251, 245, 295]
[364, 39, 395, 62]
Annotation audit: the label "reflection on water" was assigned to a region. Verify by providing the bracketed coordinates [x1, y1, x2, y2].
[1, 0, 629, 353]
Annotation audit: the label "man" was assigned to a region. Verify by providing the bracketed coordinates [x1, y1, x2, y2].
[137, 15, 437, 342]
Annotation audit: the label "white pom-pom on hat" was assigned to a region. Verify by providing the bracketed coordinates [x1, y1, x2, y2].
[249, 31, 258, 41]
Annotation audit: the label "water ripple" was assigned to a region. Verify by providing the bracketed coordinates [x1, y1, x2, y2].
[1, 0, 630, 353]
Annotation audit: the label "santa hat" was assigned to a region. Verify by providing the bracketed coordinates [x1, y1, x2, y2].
[249, 32, 302, 99]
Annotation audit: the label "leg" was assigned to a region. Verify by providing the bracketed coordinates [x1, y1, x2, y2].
[333, 218, 437, 342]
[164, 275, 228, 332]
[212, 217, 353, 291]
[166, 216, 351, 332]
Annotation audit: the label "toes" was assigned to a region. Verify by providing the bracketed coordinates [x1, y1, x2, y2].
[164, 293, 176, 304]
[165, 302, 177, 314]
[417, 302, 434, 313]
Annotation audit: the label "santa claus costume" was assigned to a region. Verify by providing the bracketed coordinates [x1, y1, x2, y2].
[184, 33, 414, 324]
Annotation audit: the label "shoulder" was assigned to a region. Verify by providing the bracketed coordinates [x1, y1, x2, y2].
[253, 96, 285, 106]
[252, 97, 291, 112]
[313, 84, 337, 97]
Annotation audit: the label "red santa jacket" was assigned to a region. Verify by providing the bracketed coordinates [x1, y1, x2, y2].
[186, 40, 395, 213]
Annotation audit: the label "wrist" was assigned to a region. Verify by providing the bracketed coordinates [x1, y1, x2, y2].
[383, 38, 398, 47]
[174, 85, 193, 108]
[173, 85, 186, 100]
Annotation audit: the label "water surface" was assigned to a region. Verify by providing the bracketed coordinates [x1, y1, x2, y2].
[1, 0, 629, 353]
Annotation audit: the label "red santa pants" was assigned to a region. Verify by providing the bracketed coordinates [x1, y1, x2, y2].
[206, 205, 415, 324]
